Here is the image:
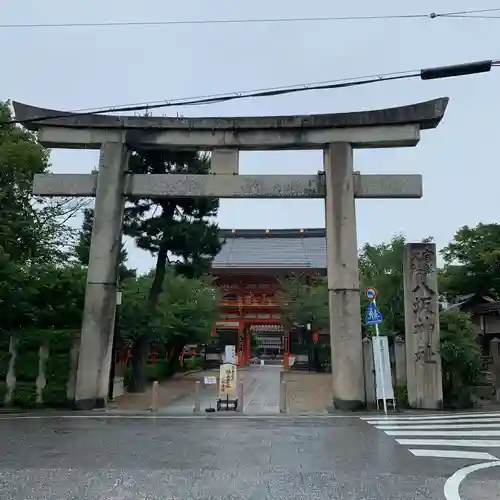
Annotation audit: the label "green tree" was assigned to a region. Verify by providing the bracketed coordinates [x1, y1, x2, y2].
[118, 269, 218, 371]
[0, 100, 48, 262]
[123, 149, 221, 391]
[440, 223, 500, 300]
[0, 101, 82, 265]
[358, 235, 406, 336]
[0, 101, 85, 340]
[74, 207, 136, 281]
[278, 274, 329, 371]
[439, 309, 482, 409]
[278, 273, 329, 331]
[358, 235, 433, 336]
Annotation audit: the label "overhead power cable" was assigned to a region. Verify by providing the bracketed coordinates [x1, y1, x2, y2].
[2, 59, 497, 126]
[1, 8, 500, 29]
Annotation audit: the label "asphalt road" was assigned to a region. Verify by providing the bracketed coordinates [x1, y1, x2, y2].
[0, 412, 498, 499]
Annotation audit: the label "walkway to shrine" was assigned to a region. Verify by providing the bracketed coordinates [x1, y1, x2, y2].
[158, 365, 281, 415]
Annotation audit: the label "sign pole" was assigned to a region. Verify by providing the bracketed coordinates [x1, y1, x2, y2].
[372, 297, 388, 415]
[365, 287, 388, 416]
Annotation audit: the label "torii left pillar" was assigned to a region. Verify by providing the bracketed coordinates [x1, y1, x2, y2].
[73, 142, 129, 409]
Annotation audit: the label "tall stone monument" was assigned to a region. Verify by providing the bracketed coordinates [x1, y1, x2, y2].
[13, 98, 448, 410]
[403, 242, 443, 409]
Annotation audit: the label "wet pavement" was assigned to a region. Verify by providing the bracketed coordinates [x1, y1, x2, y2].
[158, 365, 281, 415]
[0, 412, 498, 499]
[240, 365, 280, 414]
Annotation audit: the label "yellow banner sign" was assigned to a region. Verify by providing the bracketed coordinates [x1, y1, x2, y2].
[219, 363, 237, 397]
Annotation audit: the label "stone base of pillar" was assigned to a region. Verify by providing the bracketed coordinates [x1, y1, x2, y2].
[333, 397, 366, 411]
[72, 397, 107, 410]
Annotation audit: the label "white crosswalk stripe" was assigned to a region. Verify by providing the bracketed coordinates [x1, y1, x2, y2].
[360, 412, 500, 461]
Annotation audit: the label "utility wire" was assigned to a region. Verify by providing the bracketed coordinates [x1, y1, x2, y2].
[1, 8, 500, 29]
[447, 14, 500, 18]
[2, 59, 496, 126]
[68, 69, 420, 115]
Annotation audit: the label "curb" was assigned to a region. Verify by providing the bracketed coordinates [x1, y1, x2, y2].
[173, 368, 204, 379]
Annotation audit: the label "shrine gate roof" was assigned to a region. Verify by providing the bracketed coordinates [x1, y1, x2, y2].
[212, 229, 326, 270]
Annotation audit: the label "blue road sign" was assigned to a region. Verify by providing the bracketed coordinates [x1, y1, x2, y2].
[365, 302, 383, 326]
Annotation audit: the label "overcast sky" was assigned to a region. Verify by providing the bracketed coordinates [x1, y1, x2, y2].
[2, 0, 499, 273]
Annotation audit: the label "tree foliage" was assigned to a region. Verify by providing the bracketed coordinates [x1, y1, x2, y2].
[440, 223, 500, 300]
[119, 269, 218, 350]
[278, 274, 329, 331]
[440, 309, 482, 408]
[124, 150, 220, 281]
[358, 235, 407, 335]
[358, 234, 433, 336]
[0, 101, 85, 265]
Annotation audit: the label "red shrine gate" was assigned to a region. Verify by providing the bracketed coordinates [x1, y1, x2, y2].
[210, 228, 328, 366]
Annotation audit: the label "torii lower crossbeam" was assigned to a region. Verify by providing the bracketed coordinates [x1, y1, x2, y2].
[32, 173, 423, 199]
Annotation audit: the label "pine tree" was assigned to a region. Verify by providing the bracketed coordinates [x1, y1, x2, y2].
[123, 149, 221, 391]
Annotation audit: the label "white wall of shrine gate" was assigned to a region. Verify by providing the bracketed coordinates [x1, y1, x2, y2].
[14, 98, 448, 411]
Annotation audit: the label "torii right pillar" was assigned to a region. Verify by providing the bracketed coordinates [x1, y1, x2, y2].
[324, 143, 365, 410]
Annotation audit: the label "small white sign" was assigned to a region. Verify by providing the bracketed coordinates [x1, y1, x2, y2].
[372, 336, 395, 401]
[204, 376, 217, 385]
[225, 345, 236, 364]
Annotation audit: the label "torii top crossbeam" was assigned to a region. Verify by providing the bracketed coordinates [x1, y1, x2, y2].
[12, 98, 448, 150]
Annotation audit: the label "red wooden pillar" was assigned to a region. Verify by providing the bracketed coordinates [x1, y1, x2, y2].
[245, 325, 252, 364]
[237, 321, 245, 365]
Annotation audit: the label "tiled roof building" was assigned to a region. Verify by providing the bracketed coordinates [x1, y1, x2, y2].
[213, 228, 327, 271]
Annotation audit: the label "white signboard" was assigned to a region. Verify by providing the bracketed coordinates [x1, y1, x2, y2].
[219, 363, 237, 397]
[225, 345, 236, 364]
[372, 336, 395, 401]
[204, 376, 217, 385]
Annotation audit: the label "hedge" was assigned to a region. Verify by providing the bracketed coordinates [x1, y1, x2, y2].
[13, 330, 43, 408]
[124, 359, 176, 388]
[0, 333, 11, 404]
[43, 330, 74, 407]
[11, 329, 75, 408]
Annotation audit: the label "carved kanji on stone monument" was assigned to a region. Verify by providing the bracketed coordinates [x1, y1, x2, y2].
[403, 243, 443, 409]
[410, 247, 438, 363]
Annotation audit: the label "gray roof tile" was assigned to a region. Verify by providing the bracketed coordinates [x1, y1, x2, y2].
[212, 229, 326, 269]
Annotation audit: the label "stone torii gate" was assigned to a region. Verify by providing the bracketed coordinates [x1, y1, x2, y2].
[13, 98, 448, 411]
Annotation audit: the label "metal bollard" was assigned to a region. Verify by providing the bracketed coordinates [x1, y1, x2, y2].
[279, 381, 287, 414]
[150, 380, 159, 412]
[236, 381, 244, 413]
[193, 380, 201, 413]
